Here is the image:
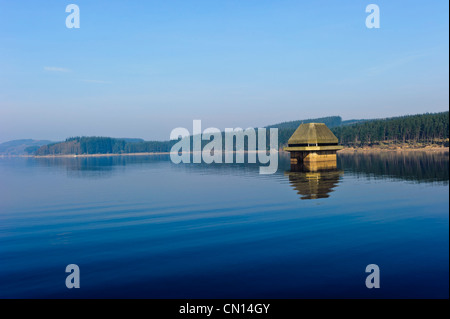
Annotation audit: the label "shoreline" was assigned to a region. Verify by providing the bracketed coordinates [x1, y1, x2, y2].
[337, 146, 449, 153]
[21, 152, 171, 158]
[0, 146, 448, 158]
[4, 150, 270, 158]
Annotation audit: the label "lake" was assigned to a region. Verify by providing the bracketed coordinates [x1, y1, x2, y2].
[0, 151, 448, 298]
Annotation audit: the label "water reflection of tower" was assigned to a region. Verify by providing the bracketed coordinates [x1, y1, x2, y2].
[285, 164, 343, 200]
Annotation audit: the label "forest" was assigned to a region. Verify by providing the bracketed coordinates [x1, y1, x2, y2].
[34, 137, 176, 156]
[33, 111, 449, 155]
[331, 111, 449, 146]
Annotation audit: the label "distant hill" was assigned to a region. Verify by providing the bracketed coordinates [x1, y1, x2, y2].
[332, 111, 449, 146]
[0, 139, 54, 155]
[266, 116, 343, 130]
[267, 116, 369, 130]
[341, 119, 370, 126]
[26, 111, 450, 156]
[34, 137, 171, 156]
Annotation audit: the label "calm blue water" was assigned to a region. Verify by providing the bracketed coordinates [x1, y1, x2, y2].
[0, 152, 448, 298]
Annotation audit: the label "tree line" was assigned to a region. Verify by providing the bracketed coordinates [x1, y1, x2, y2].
[331, 111, 449, 146]
[33, 111, 449, 155]
[35, 137, 177, 155]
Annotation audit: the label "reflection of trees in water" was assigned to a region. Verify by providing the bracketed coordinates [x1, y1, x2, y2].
[31, 154, 290, 179]
[32, 155, 171, 178]
[284, 151, 449, 200]
[28, 151, 449, 185]
[337, 151, 449, 184]
[169, 158, 291, 178]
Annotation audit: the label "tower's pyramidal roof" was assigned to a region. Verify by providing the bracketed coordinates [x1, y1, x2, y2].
[288, 123, 338, 145]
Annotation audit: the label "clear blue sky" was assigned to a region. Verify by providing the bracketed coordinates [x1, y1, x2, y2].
[0, 0, 448, 142]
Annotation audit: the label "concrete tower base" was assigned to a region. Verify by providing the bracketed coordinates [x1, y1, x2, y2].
[289, 150, 338, 164]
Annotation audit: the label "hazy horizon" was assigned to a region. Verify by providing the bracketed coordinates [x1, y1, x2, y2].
[1, 1, 448, 143]
[0, 110, 449, 144]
